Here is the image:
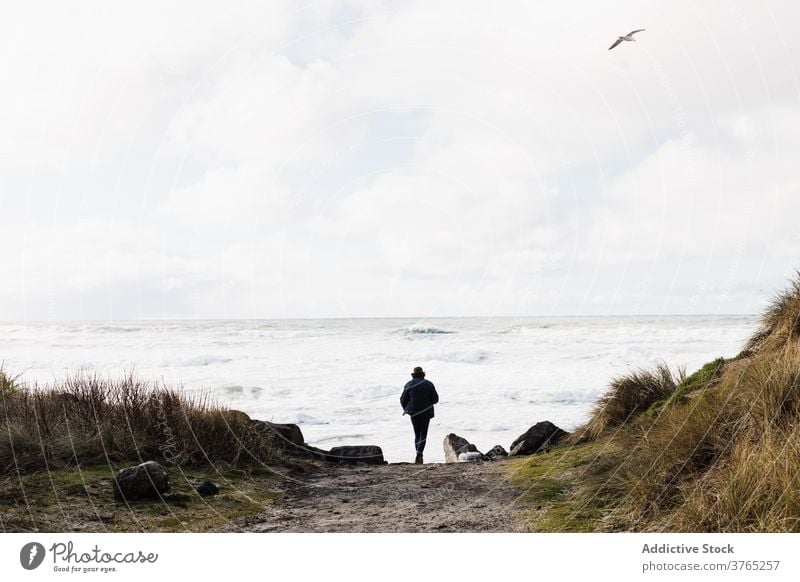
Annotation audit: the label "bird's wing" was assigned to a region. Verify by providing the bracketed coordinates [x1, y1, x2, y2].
[608, 38, 623, 50]
[628, 29, 645, 36]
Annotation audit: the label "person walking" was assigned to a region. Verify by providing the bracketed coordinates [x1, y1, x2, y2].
[400, 366, 439, 464]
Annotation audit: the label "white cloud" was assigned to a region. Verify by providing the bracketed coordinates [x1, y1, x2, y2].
[1, 1, 799, 318]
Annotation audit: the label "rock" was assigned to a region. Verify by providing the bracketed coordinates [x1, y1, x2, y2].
[482, 445, 508, 461]
[458, 452, 483, 463]
[113, 461, 170, 501]
[252, 420, 305, 446]
[252, 419, 310, 457]
[443, 433, 480, 463]
[196, 481, 219, 496]
[509, 421, 568, 456]
[328, 445, 385, 465]
[267, 422, 305, 445]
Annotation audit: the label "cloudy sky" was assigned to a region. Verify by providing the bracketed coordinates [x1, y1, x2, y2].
[1, 0, 798, 320]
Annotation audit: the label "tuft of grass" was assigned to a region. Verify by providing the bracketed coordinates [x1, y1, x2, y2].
[645, 357, 726, 417]
[579, 363, 680, 441]
[0, 372, 281, 476]
[744, 271, 800, 354]
[0, 368, 18, 398]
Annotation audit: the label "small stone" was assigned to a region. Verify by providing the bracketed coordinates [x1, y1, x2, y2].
[112, 461, 170, 501]
[196, 481, 220, 496]
[482, 445, 508, 461]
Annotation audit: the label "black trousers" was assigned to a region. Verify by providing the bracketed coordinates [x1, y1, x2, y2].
[410, 415, 431, 455]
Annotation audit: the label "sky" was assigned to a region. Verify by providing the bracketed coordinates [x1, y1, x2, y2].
[1, 0, 799, 320]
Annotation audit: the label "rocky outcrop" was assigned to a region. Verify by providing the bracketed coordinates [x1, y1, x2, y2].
[249, 416, 387, 465]
[328, 445, 385, 465]
[483, 445, 508, 461]
[509, 421, 568, 456]
[113, 461, 170, 501]
[443, 433, 480, 463]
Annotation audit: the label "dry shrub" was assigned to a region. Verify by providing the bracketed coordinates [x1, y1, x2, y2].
[0, 373, 279, 474]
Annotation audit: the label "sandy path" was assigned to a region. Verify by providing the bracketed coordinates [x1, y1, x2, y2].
[231, 460, 528, 533]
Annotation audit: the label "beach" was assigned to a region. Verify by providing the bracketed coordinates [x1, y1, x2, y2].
[0, 315, 757, 462]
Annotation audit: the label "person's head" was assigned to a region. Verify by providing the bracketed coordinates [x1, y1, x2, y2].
[411, 366, 425, 379]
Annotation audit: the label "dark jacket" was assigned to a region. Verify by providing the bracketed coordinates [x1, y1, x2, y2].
[400, 377, 439, 419]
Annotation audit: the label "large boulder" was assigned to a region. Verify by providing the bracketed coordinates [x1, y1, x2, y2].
[482, 445, 508, 461]
[259, 421, 305, 446]
[443, 433, 480, 463]
[509, 421, 568, 456]
[328, 445, 385, 465]
[113, 461, 170, 501]
[251, 420, 307, 456]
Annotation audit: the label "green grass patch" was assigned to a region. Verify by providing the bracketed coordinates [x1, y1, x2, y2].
[645, 357, 726, 418]
[668, 357, 725, 405]
[0, 463, 285, 532]
[506, 441, 614, 532]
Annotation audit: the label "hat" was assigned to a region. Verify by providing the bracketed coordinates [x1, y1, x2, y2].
[412, 366, 425, 377]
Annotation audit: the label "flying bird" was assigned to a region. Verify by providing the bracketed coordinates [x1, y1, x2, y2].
[608, 29, 645, 50]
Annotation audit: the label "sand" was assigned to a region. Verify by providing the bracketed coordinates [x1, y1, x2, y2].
[230, 460, 528, 533]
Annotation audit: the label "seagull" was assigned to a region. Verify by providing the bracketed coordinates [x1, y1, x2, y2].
[608, 29, 645, 50]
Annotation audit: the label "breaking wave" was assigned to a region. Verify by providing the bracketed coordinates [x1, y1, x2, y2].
[397, 324, 455, 335]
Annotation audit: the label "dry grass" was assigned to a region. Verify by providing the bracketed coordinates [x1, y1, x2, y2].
[524, 273, 800, 532]
[600, 351, 800, 531]
[0, 367, 17, 397]
[0, 373, 280, 475]
[743, 272, 800, 354]
[578, 363, 680, 441]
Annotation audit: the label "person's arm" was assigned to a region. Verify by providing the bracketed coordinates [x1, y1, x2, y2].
[400, 387, 410, 411]
[430, 382, 439, 405]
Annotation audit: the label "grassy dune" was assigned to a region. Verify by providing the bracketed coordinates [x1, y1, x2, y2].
[511, 273, 800, 532]
[0, 372, 292, 532]
[0, 373, 281, 473]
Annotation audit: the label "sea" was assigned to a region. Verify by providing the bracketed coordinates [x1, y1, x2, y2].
[0, 315, 759, 462]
